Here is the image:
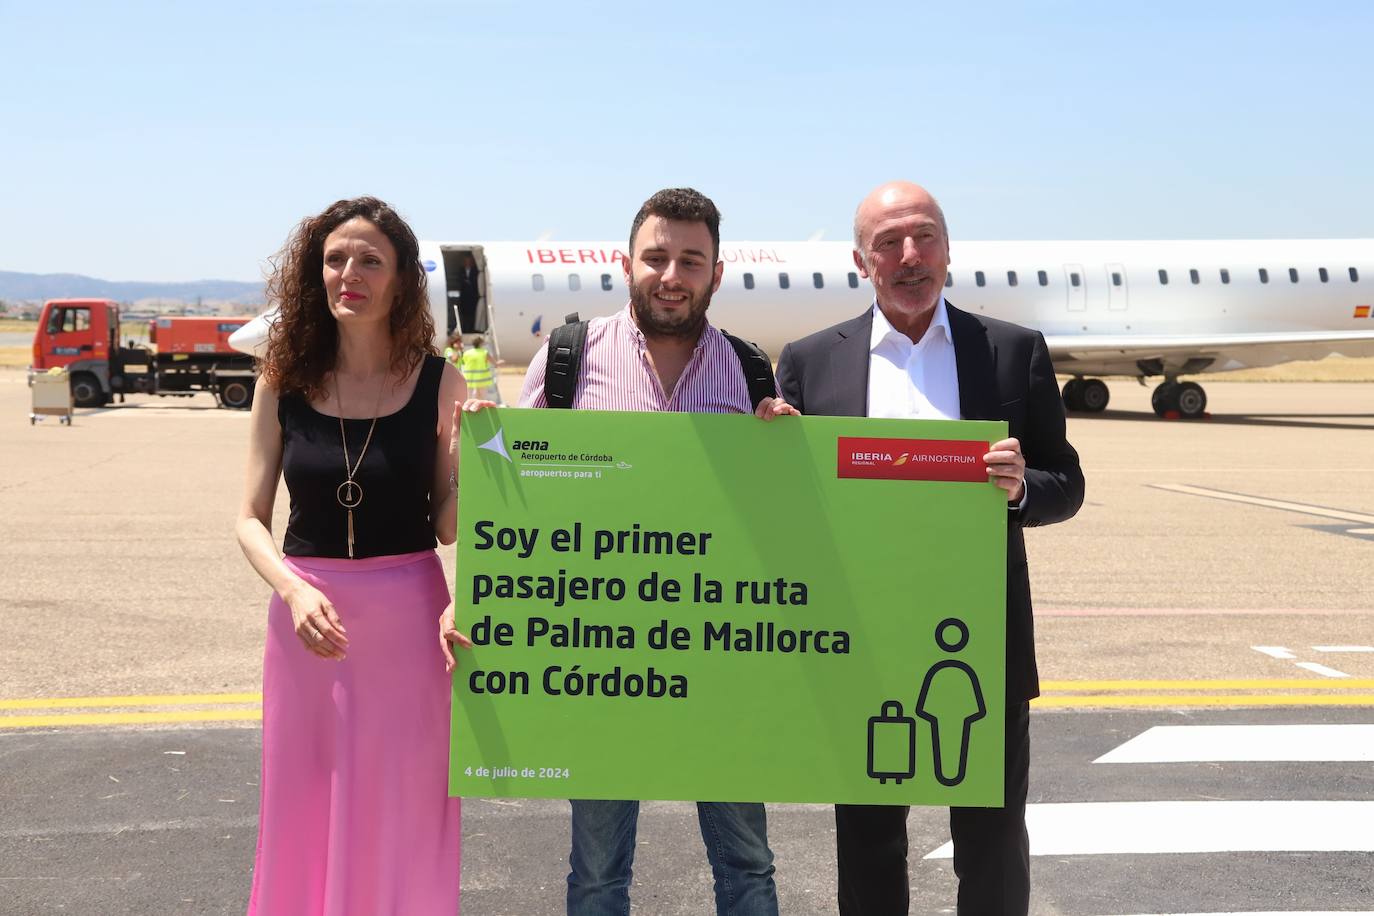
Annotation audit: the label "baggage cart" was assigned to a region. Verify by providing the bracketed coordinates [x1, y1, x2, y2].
[30, 368, 73, 425]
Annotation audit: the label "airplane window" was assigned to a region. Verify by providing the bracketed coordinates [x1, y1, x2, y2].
[1070, 273, 1081, 287]
[1220, 268, 1230, 284]
[847, 272, 859, 288]
[569, 273, 581, 291]
[532, 273, 545, 291]
[1189, 269, 1200, 284]
[1158, 270, 1169, 285]
[1288, 268, 1299, 283]
[1319, 267, 1329, 283]
[813, 272, 824, 289]
[1258, 268, 1269, 283]
[1351, 267, 1360, 282]
[601, 273, 613, 291]
[1037, 270, 1048, 286]
[779, 272, 790, 289]
[944, 274, 953, 288]
[743, 272, 755, 290]
[1007, 271, 1018, 287]
[975, 271, 986, 287]
[1111, 272, 1122, 286]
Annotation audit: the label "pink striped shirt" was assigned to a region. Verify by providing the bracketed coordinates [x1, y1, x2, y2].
[518, 305, 756, 413]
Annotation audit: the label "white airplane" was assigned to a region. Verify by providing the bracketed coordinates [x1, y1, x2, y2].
[229, 239, 1374, 418]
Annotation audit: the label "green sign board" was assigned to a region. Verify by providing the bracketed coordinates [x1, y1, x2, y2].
[450, 409, 1008, 806]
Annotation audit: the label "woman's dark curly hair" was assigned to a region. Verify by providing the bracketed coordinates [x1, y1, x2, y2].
[261, 196, 436, 400]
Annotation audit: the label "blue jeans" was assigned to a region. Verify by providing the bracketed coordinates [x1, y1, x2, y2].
[567, 799, 778, 916]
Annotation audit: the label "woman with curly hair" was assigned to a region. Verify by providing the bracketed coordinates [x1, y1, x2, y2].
[236, 196, 470, 914]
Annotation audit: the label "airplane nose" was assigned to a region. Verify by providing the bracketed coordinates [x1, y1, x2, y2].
[228, 309, 278, 357]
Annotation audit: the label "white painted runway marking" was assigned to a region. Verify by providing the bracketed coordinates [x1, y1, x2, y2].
[1313, 645, 1374, 653]
[1253, 645, 1296, 659]
[1150, 484, 1374, 525]
[922, 801, 1374, 857]
[1093, 724, 1374, 763]
[1295, 662, 1351, 679]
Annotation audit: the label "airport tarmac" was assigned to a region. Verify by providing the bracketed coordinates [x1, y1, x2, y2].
[1, 368, 1371, 914]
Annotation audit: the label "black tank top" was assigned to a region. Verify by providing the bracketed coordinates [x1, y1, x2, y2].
[279, 355, 443, 558]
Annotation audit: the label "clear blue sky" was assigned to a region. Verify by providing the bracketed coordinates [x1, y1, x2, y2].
[3, 0, 1370, 281]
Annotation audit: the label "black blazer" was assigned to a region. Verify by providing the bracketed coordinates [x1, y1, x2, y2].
[776, 303, 1084, 702]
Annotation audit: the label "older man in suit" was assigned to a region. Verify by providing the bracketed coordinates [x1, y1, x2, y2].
[776, 181, 1084, 915]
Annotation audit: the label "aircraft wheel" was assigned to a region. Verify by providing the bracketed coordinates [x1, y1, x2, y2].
[1151, 382, 1179, 417]
[1079, 379, 1110, 413]
[1175, 381, 1207, 418]
[1061, 379, 1084, 411]
[70, 372, 105, 408]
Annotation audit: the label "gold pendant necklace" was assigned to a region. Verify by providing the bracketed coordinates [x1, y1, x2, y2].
[337, 372, 387, 559]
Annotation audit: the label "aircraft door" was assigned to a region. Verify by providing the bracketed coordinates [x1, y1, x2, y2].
[1106, 263, 1129, 312]
[441, 246, 490, 336]
[1063, 264, 1086, 312]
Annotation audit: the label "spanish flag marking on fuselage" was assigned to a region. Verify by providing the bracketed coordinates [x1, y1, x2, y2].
[1355, 305, 1372, 318]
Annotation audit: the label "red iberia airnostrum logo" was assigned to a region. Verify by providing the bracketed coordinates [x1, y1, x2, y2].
[836, 437, 988, 482]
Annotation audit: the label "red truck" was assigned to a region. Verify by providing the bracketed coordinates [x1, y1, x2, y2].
[29, 299, 258, 409]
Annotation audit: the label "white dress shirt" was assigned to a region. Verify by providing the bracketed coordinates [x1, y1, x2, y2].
[867, 297, 961, 421]
[867, 298, 1027, 510]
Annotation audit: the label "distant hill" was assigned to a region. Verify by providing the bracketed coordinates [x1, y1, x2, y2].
[0, 269, 265, 304]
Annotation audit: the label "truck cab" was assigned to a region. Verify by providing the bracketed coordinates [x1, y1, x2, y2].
[30, 299, 120, 406]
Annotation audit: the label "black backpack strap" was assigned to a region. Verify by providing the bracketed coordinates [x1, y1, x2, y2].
[543, 312, 587, 409]
[722, 331, 777, 411]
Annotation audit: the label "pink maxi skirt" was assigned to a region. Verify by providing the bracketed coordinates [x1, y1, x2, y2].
[248, 550, 461, 916]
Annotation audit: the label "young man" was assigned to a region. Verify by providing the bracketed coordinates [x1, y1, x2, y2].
[516, 188, 795, 915]
[776, 181, 1084, 915]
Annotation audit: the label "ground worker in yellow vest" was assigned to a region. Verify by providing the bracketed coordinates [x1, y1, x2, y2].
[442, 332, 464, 368]
[460, 335, 504, 404]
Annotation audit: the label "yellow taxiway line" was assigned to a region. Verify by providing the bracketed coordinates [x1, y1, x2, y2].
[0, 709, 264, 728]
[0, 692, 262, 711]
[1034, 694, 1374, 708]
[2, 678, 1373, 728]
[1040, 678, 1374, 691]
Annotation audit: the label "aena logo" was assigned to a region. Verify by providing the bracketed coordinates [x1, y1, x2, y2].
[477, 429, 512, 463]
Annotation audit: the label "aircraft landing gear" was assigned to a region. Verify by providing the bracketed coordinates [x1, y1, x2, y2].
[1062, 377, 1110, 413]
[1151, 380, 1208, 419]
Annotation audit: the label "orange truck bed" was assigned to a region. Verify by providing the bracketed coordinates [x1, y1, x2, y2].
[149, 317, 251, 355]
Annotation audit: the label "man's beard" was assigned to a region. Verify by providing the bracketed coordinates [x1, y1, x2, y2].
[629, 282, 712, 340]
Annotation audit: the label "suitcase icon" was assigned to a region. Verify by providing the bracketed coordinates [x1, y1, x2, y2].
[867, 700, 917, 784]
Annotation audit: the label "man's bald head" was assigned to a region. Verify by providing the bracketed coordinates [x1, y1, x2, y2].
[852, 181, 948, 254]
[850, 180, 951, 342]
